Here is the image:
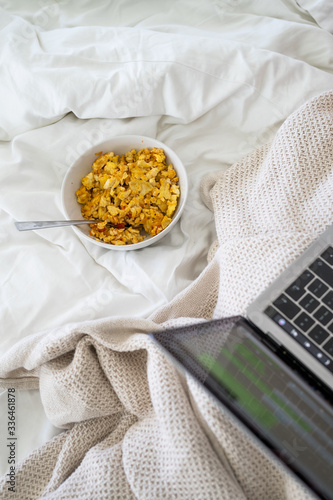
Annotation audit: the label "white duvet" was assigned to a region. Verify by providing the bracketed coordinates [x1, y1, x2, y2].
[1, 0, 333, 478]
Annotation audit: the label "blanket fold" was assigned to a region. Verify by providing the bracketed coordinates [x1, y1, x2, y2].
[1, 91, 332, 499]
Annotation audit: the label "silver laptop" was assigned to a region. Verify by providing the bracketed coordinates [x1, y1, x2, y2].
[151, 222, 333, 500]
[247, 223, 333, 391]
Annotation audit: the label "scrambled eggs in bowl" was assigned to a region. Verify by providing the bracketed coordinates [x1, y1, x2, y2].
[61, 136, 188, 251]
[76, 147, 180, 246]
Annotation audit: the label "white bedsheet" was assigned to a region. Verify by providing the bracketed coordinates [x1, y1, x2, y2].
[1, 0, 333, 478]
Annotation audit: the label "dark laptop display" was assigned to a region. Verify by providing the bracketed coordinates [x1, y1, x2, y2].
[151, 317, 333, 500]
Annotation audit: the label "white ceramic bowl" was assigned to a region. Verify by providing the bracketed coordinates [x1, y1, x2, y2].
[61, 135, 188, 250]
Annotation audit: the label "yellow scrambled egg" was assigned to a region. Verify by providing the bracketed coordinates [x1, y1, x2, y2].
[75, 147, 180, 245]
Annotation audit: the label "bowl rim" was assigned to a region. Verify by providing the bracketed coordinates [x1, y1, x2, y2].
[61, 135, 188, 251]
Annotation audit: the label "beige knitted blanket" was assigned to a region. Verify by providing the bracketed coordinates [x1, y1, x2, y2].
[1, 91, 332, 499]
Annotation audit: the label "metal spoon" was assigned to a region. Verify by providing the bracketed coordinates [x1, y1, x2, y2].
[15, 220, 104, 231]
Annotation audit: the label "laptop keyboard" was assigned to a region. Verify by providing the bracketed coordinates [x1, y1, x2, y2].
[265, 245, 333, 373]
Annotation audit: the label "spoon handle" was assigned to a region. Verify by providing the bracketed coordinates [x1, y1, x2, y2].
[15, 220, 100, 231]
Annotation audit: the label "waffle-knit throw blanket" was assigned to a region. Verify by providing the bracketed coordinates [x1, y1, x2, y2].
[0, 92, 332, 499]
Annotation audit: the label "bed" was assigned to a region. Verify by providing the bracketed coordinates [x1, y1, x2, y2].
[0, 1, 333, 498]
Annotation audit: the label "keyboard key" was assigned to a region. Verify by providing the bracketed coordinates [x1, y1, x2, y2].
[328, 322, 333, 334]
[299, 293, 320, 313]
[294, 312, 315, 332]
[313, 305, 332, 326]
[323, 338, 333, 357]
[309, 258, 333, 287]
[322, 291, 333, 311]
[308, 278, 329, 298]
[264, 306, 279, 319]
[285, 270, 314, 301]
[297, 269, 315, 286]
[273, 294, 300, 319]
[308, 325, 329, 345]
[285, 283, 306, 301]
[321, 246, 333, 266]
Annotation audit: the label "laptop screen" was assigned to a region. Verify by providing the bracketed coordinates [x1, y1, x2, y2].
[151, 317, 333, 500]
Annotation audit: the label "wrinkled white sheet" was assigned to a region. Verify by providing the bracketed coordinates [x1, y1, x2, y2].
[1, 0, 333, 477]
